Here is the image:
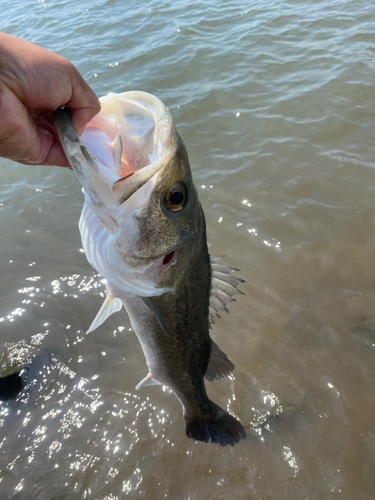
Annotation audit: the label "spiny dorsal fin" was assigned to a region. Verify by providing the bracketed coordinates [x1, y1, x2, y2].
[210, 254, 224, 264]
[135, 372, 162, 390]
[212, 277, 242, 298]
[209, 255, 245, 325]
[86, 293, 123, 334]
[209, 305, 220, 319]
[210, 294, 229, 315]
[211, 262, 239, 274]
[210, 255, 243, 283]
[205, 340, 235, 381]
[212, 272, 245, 290]
[211, 288, 235, 307]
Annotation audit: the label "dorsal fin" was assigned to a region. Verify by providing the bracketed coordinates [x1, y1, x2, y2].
[205, 340, 235, 381]
[209, 305, 220, 319]
[86, 293, 123, 334]
[209, 255, 245, 326]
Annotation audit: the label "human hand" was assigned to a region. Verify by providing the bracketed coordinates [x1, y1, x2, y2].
[0, 33, 100, 167]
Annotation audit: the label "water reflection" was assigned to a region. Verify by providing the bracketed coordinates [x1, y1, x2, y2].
[51, 274, 104, 298]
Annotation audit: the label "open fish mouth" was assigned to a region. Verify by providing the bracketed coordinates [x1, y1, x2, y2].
[82, 92, 175, 180]
[53, 92, 177, 208]
[81, 92, 177, 206]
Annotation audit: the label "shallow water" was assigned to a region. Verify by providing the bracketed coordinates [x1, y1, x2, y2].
[1, 0, 375, 498]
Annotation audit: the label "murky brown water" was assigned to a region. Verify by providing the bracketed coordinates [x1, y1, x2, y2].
[1, 0, 375, 498]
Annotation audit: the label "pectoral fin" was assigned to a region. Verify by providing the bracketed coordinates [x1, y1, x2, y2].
[86, 294, 123, 334]
[140, 296, 170, 336]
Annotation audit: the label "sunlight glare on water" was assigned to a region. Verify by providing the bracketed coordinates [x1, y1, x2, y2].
[1, 0, 375, 498]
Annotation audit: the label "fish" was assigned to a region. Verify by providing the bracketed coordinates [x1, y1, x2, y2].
[52, 91, 246, 447]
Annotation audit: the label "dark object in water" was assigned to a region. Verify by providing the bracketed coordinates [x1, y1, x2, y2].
[0, 372, 24, 401]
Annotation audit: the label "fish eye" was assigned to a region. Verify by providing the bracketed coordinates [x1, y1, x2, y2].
[163, 183, 187, 212]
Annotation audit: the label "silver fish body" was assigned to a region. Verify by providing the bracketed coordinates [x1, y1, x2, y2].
[53, 92, 246, 446]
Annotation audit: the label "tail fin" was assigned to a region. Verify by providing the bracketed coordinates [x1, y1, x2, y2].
[185, 402, 246, 447]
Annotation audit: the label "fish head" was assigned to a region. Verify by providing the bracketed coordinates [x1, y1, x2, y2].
[119, 130, 204, 288]
[107, 99, 203, 288]
[53, 92, 204, 291]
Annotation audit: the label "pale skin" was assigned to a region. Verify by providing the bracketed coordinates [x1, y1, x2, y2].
[0, 33, 100, 167]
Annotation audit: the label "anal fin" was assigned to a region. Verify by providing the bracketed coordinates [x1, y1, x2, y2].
[205, 340, 235, 381]
[86, 294, 123, 334]
[135, 372, 161, 390]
